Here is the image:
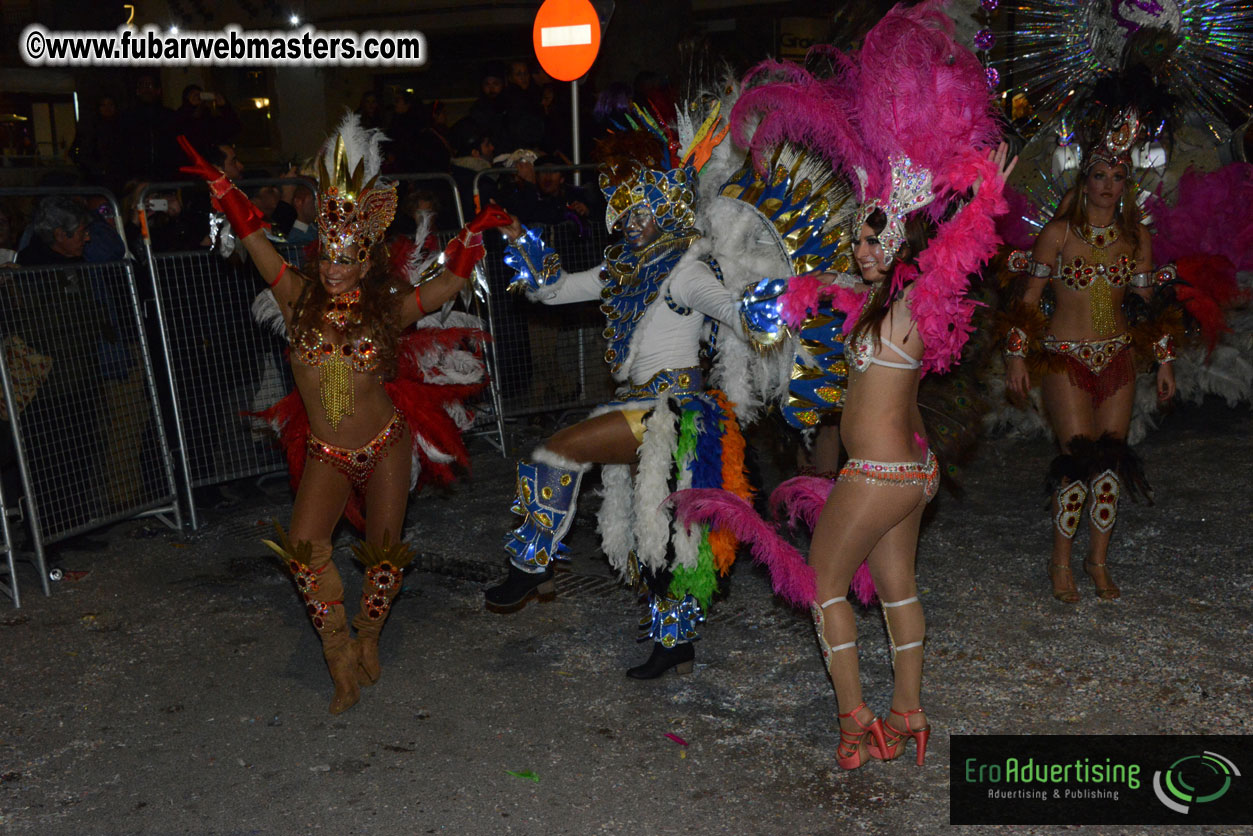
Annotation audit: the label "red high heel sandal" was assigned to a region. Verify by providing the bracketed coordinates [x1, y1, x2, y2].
[868, 707, 931, 765]
[836, 703, 889, 770]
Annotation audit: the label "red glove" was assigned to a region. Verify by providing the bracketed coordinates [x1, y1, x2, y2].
[177, 134, 269, 239]
[441, 205, 514, 278]
[441, 230, 485, 279]
[465, 204, 514, 234]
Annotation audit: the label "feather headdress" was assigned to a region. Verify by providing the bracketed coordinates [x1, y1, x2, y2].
[731, 1, 1007, 374]
[595, 97, 731, 235]
[839, 1, 1006, 373]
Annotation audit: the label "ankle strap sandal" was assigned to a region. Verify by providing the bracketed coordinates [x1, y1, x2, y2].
[836, 702, 888, 770]
[868, 707, 931, 765]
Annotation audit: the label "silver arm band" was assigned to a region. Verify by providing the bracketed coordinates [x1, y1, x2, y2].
[1009, 249, 1053, 277]
[1028, 260, 1052, 278]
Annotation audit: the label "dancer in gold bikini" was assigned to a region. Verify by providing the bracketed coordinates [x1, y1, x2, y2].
[180, 116, 510, 713]
[1003, 110, 1177, 604]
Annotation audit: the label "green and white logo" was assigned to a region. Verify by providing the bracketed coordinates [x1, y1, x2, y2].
[1152, 751, 1241, 814]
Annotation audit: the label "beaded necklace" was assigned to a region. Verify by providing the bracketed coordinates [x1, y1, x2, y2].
[295, 287, 379, 429]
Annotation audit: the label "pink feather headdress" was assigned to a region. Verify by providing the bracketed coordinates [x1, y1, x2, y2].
[835, 0, 1007, 373]
[729, 1, 1008, 374]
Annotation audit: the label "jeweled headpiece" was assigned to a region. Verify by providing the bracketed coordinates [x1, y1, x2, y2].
[316, 113, 398, 263]
[599, 163, 698, 234]
[1080, 107, 1141, 175]
[854, 155, 936, 265]
[596, 100, 728, 235]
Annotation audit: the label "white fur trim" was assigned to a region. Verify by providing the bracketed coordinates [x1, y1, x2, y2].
[531, 446, 593, 473]
[415, 310, 483, 331]
[413, 431, 456, 465]
[694, 195, 802, 422]
[633, 396, 679, 572]
[597, 464, 636, 577]
[669, 430, 701, 571]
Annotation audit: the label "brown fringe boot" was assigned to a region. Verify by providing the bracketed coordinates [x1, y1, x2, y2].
[264, 524, 361, 715]
[351, 533, 416, 686]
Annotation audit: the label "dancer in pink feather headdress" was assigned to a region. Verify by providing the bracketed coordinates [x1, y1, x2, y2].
[731, 1, 1015, 770]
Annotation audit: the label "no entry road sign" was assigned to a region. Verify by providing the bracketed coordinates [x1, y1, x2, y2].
[533, 0, 602, 81]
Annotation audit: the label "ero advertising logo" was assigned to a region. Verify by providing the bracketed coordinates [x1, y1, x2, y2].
[950, 735, 1251, 826]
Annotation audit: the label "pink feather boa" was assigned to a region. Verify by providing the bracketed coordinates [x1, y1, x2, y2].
[779, 273, 868, 329]
[777, 156, 1007, 376]
[908, 152, 1007, 375]
[769, 476, 877, 606]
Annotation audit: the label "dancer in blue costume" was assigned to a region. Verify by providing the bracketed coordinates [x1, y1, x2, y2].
[483, 104, 756, 678]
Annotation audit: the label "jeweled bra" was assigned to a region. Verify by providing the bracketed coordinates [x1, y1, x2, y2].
[1059, 222, 1133, 336]
[293, 287, 381, 429]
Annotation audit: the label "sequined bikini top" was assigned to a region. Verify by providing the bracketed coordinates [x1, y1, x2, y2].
[1058, 253, 1134, 290]
[292, 287, 380, 373]
[1057, 222, 1133, 291]
[847, 330, 921, 374]
[296, 328, 380, 373]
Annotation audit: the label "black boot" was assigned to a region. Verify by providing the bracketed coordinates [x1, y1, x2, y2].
[626, 642, 695, 679]
[484, 563, 555, 614]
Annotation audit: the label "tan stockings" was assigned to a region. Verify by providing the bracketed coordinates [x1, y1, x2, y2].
[809, 474, 930, 754]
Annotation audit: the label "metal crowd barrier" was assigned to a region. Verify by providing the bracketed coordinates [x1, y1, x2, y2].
[478, 220, 617, 418]
[470, 163, 617, 420]
[139, 178, 313, 530]
[0, 167, 605, 589]
[0, 475, 15, 607]
[141, 173, 508, 529]
[0, 186, 183, 606]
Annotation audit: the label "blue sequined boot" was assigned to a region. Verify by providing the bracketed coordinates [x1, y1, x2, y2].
[485, 452, 587, 613]
[626, 593, 702, 678]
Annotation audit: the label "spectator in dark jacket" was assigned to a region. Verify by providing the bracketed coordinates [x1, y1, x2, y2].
[496, 154, 595, 227]
[17, 195, 91, 265]
[384, 91, 430, 174]
[271, 176, 319, 246]
[120, 72, 180, 181]
[173, 85, 242, 153]
[71, 95, 129, 196]
[500, 60, 546, 153]
[466, 62, 508, 149]
[356, 90, 385, 131]
[413, 100, 454, 173]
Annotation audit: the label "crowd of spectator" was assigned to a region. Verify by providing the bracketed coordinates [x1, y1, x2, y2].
[2, 61, 682, 267]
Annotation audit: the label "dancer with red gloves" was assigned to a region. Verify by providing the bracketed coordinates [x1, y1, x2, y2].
[179, 114, 510, 714]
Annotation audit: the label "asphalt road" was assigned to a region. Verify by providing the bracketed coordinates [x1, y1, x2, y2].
[2, 400, 1250, 835]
